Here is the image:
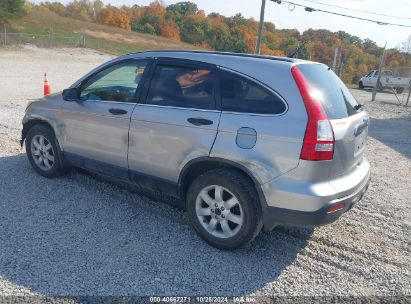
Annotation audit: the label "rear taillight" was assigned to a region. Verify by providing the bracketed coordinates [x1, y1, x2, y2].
[291, 65, 335, 161]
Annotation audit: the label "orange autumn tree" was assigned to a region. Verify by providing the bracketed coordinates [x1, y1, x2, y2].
[159, 19, 180, 41]
[98, 6, 131, 30]
[261, 43, 284, 56]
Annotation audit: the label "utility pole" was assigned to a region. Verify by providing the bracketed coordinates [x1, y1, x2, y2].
[3, 24, 6, 47]
[256, 0, 266, 54]
[332, 47, 338, 72]
[372, 42, 387, 101]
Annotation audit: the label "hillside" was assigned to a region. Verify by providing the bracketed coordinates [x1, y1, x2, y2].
[9, 6, 199, 55]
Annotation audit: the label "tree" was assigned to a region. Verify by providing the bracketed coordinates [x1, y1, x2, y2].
[159, 19, 180, 41]
[0, 0, 25, 25]
[206, 16, 231, 50]
[65, 0, 94, 22]
[92, 0, 104, 21]
[180, 13, 209, 44]
[97, 6, 131, 30]
[397, 35, 411, 55]
[167, 2, 197, 18]
[41, 2, 66, 16]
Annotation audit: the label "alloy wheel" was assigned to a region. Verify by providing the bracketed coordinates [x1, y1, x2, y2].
[30, 135, 55, 171]
[195, 185, 244, 239]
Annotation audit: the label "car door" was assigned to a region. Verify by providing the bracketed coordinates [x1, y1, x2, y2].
[128, 58, 220, 189]
[362, 71, 374, 87]
[369, 70, 378, 87]
[61, 59, 151, 178]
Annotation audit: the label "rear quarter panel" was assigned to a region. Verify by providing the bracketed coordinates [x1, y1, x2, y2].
[208, 60, 308, 184]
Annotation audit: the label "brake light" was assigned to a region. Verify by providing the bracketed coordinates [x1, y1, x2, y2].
[291, 65, 335, 161]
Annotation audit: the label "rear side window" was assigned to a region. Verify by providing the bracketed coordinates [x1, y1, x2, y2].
[297, 64, 361, 119]
[220, 70, 287, 114]
[146, 64, 215, 110]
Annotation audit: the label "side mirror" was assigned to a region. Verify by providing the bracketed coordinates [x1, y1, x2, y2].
[62, 88, 78, 101]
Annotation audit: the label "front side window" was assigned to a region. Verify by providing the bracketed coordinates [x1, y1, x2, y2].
[220, 70, 287, 114]
[79, 60, 148, 102]
[146, 64, 215, 109]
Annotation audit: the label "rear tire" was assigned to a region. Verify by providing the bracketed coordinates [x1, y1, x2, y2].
[395, 87, 404, 94]
[186, 168, 263, 250]
[25, 125, 66, 178]
[359, 81, 364, 90]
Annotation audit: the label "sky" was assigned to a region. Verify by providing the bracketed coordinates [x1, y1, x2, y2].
[31, 0, 411, 49]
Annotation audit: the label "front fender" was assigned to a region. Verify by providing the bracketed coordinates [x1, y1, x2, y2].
[21, 94, 64, 150]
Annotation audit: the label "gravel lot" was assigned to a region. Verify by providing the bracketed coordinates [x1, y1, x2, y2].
[0, 46, 410, 300]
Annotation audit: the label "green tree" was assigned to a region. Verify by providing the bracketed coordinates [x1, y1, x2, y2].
[65, 0, 94, 22]
[180, 14, 209, 44]
[0, 0, 25, 24]
[142, 23, 156, 35]
[167, 2, 197, 17]
[206, 18, 231, 50]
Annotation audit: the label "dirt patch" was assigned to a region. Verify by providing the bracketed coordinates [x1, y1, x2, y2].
[83, 29, 186, 49]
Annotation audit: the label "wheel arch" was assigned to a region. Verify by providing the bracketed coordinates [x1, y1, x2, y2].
[21, 119, 57, 147]
[178, 157, 266, 205]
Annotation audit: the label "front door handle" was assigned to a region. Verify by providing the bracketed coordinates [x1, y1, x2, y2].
[109, 108, 128, 115]
[187, 117, 213, 126]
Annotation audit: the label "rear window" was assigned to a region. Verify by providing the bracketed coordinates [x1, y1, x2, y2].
[220, 70, 287, 114]
[298, 64, 361, 119]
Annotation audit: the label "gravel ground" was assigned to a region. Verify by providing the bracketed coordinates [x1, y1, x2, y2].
[0, 46, 410, 300]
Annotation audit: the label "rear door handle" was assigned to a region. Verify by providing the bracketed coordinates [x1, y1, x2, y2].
[187, 117, 213, 126]
[109, 108, 128, 115]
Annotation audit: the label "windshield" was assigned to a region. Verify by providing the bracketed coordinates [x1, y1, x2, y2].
[298, 64, 362, 119]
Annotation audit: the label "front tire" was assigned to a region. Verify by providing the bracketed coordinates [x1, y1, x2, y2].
[25, 125, 66, 178]
[377, 81, 384, 92]
[186, 169, 263, 250]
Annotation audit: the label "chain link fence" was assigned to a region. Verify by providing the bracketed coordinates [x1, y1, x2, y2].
[0, 32, 83, 48]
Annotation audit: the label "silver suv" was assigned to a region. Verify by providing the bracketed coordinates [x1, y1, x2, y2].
[22, 51, 371, 250]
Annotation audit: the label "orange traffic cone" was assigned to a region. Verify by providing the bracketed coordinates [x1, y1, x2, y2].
[43, 72, 51, 96]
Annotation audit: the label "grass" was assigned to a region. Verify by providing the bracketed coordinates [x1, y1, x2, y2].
[347, 82, 360, 89]
[9, 6, 199, 55]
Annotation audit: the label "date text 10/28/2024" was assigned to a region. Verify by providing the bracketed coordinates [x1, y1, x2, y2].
[149, 296, 257, 303]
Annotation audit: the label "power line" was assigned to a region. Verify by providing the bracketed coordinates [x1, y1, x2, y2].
[271, 0, 411, 28]
[298, 0, 411, 20]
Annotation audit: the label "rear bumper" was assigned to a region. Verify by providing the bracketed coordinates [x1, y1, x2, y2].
[262, 174, 370, 230]
[261, 157, 371, 231]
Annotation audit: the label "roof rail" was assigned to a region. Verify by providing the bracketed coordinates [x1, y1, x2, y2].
[124, 50, 295, 63]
